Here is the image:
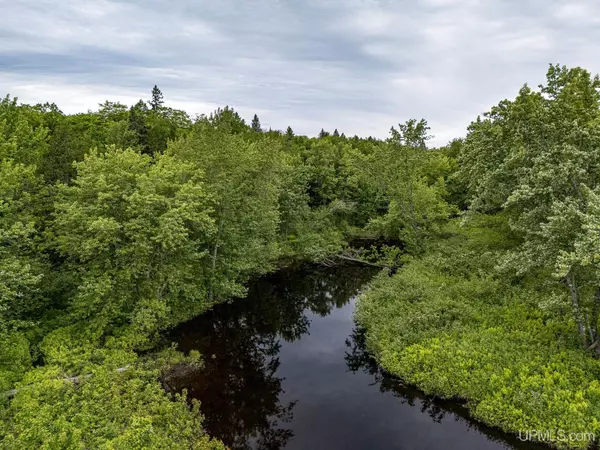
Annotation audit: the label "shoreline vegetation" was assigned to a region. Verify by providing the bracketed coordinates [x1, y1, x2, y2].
[1, 64, 600, 448]
[356, 65, 600, 449]
[356, 215, 600, 450]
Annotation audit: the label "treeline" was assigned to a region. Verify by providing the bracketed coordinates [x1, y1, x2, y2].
[6, 64, 597, 449]
[0, 87, 454, 447]
[357, 65, 600, 449]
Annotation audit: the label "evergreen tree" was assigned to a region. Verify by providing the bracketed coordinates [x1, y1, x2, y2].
[318, 128, 329, 138]
[149, 85, 164, 110]
[251, 114, 262, 132]
[128, 100, 150, 154]
[333, 129, 340, 137]
[285, 126, 294, 139]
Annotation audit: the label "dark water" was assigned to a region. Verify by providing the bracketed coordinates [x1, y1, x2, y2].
[167, 264, 546, 450]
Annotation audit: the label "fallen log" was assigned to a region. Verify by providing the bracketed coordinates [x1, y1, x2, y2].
[320, 252, 391, 269]
[334, 254, 388, 268]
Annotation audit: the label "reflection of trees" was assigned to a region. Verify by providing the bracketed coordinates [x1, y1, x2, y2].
[164, 298, 294, 450]
[270, 264, 377, 320]
[344, 327, 549, 450]
[344, 327, 448, 422]
[166, 264, 376, 450]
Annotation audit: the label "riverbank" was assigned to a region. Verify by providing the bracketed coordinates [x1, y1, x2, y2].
[165, 262, 542, 449]
[355, 215, 600, 450]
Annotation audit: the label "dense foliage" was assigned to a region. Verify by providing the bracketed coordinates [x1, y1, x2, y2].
[0, 87, 452, 448]
[3, 64, 600, 449]
[2, 348, 224, 449]
[357, 65, 600, 449]
[357, 215, 600, 448]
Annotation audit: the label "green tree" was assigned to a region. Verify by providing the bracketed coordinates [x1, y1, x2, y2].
[459, 64, 600, 352]
[40, 114, 99, 184]
[251, 114, 262, 132]
[128, 100, 150, 154]
[149, 85, 164, 111]
[1, 348, 224, 450]
[0, 95, 49, 167]
[0, 155, 48, 393]
[359, 119, 452, 253]
[0, 161, 46, 330]
[168, 118, 285, 301]
[285, 126, 294, 140]
[98, 101, 129, 122]
[206, 106, 248, 135]
[51, 147, 216, 345]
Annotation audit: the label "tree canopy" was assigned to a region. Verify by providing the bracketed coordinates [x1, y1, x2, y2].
[3, 64, 600, 449]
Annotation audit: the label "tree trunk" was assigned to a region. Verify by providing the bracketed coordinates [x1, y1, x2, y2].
[588, 289, 600, 356]
[565, 273, 589, 348]
[208, 216, 223, 303]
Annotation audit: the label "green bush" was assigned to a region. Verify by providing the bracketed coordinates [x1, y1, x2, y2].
[1, 344, 224, 450]
[356, 217, 600, 449]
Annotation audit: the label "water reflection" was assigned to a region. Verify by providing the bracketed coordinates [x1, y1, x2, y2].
[344, 327, 548, 450]
[166, 264, 375, 450]
[344, 326, 453, 424]
[166, 264, 547, 450]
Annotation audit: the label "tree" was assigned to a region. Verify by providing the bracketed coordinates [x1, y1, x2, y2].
[318, 128, 329, 139]
[251, 114, 262, 132]
[285, 126, 294, 140]
[0, 161, 46, 328]
[1, 347, 224, 449]
[208, 107, 248, 134]
[147, 112, 177, 155]
[128, 100, 150, 154]
[0, 149, 49, 393]
[168, 118, 286, 302]
[149, 85, 164, 111]
[358, 119, 452, 253]
[97, 101, 129, 122]
[459, 64, 600, 352]
[333, 129, 340, 137]
[40, 113, 102, 184]
[51, 147, 216, 345]
[0, 95, 48, 167]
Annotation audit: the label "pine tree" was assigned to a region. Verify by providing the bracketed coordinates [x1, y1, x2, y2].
[333, 129, 340, 137]
[285, 126, 294, 139]
[129, 100, 150, 154]
[149, 85, 164, 110]
[318, 128, 329, 138]
[251, 114, 262, 132]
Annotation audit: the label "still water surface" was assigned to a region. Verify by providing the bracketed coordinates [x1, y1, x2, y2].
[168, 264, 546, 450]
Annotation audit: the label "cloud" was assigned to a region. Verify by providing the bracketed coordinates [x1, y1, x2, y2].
[1, 0, 600, 145]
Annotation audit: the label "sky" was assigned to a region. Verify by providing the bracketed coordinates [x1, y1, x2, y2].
[2, 0, 600, 146]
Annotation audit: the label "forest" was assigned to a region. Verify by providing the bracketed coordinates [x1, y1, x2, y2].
[1, 64, 600, 449]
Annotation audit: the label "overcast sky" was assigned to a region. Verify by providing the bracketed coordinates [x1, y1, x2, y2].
[2, 0, 600, 145]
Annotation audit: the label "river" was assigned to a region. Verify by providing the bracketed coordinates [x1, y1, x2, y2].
[167, 263, 546, 450]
